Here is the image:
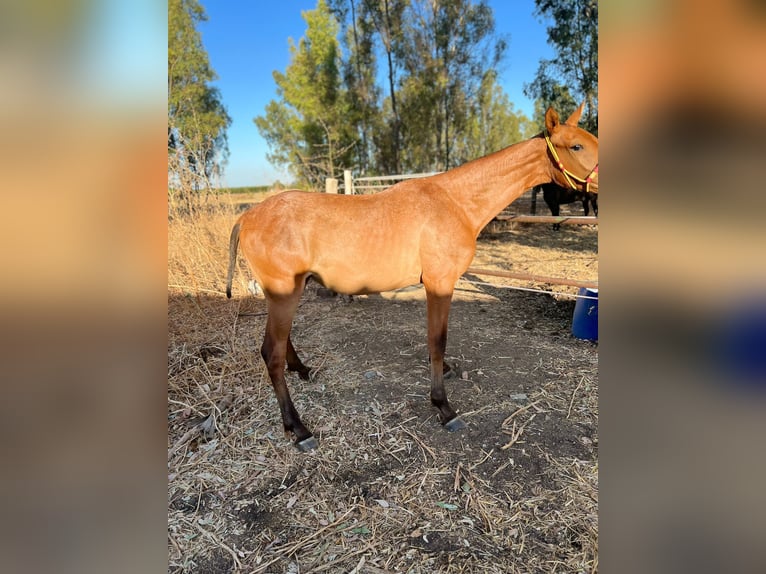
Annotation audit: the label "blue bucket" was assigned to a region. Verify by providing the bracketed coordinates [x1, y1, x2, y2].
[572, 288, 598, 340]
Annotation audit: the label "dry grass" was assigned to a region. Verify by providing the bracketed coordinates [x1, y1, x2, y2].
[168, 195, 598, 573]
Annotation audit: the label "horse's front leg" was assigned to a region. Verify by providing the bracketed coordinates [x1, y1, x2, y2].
[425, 290, 466, 431]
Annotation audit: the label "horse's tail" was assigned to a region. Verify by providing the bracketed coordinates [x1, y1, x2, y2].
[226, 221, 241, 299]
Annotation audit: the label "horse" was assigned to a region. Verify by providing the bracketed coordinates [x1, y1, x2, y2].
[541, 182, 598, 230]
[226, 104, 598, 451]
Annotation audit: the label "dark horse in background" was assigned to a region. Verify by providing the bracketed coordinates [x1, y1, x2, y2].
[541, 182, 598, 230]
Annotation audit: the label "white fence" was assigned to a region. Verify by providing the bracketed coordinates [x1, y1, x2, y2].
[325, 170, 558, 218]
[326, 169, 441, 195]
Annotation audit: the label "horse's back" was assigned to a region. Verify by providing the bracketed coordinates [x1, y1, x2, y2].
[237, 189, 432, 295]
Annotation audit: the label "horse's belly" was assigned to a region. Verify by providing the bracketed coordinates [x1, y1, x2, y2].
[333, 276, 420, 295]
[313, 257, 421, 295]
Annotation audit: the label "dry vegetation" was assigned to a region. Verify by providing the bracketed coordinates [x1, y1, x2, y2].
[168, 192, 598, 573]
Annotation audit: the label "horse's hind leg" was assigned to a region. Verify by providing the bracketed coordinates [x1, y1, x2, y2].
[286, 336, 311, 380]
[260, 290, 317, 451]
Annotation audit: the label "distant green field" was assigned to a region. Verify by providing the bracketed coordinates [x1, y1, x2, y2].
[211, 185, 290, 207]
[216, 185, 272, 195]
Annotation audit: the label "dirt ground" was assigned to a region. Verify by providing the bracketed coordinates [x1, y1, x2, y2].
[168, 211, 598, 573]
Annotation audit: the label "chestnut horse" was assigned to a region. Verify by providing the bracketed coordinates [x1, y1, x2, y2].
[227, 104, 598, 451]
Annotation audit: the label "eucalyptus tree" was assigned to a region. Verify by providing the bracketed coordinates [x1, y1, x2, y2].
[328, 0, 383, 174]
[256, 0, 356, 189]
[168, 0, 230, 211]
[524, 0, 598, 134]
[397, 0, 506, 171]
[260, 0, 529, 181]
[459, 71, 536, 162]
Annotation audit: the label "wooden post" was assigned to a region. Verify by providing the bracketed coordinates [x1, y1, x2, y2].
[325, 177, 338, 194]
[343, 170, 354, 195]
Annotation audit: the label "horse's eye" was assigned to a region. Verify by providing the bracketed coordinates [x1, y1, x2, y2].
[570, 144, 583, 152]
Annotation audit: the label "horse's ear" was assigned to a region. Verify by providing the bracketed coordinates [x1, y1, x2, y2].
[544, 107, 560, 134]
[565, 102, 585, 126]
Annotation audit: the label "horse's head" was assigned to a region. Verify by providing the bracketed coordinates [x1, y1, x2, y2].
[544, 103, 599, 194]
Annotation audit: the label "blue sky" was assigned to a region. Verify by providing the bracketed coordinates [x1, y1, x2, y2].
[199, 1, 555, 187]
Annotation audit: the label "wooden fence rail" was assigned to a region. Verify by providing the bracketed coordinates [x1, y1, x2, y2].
[493, 214, 598, 226]
[464, 267, 598, 290]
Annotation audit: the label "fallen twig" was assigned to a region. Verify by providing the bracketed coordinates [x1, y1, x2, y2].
[167, 395, 234, 461]
[500, 415, 536, 451]
[501, 399, 542, 426]
[567, 376, 586, 419]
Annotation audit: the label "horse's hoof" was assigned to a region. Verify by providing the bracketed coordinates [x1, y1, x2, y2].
[444, 417, 466, 432]
[296, 436, 319, 452]
[298, 368, 311, 381]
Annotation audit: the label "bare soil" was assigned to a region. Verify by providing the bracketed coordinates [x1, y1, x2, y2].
[168, 206, 598, 574]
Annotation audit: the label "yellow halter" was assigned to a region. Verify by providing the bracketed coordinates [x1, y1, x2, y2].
[544, 132, 598, 193]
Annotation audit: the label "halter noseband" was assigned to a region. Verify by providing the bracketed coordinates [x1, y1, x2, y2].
[544, 132, 598, 193]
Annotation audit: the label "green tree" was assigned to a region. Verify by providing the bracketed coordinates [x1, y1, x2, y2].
[255, 0, 355, 189]
[329, 0, 382, 174]
[262, 0, 530, 181]
[332, 0, 508, 174]
[460, 71, 535, 161]
[168, 0, 231, 212]
[524, 0, 598, 134]
[530, 84, 577, 133]
[330, 0, 408, 174]
[397, 0, 506, 171]
[363, 0, 408, 173]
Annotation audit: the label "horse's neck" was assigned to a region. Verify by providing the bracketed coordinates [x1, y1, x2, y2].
[435, 137, 550, 236]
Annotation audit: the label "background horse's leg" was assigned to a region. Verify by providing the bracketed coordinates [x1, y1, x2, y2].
[260, 290, 316, 450]
[286, 336, 311, 380]
[548, 199, 562, 231]
[428, 356, 455, 378]
[425, 289, 465, 431]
